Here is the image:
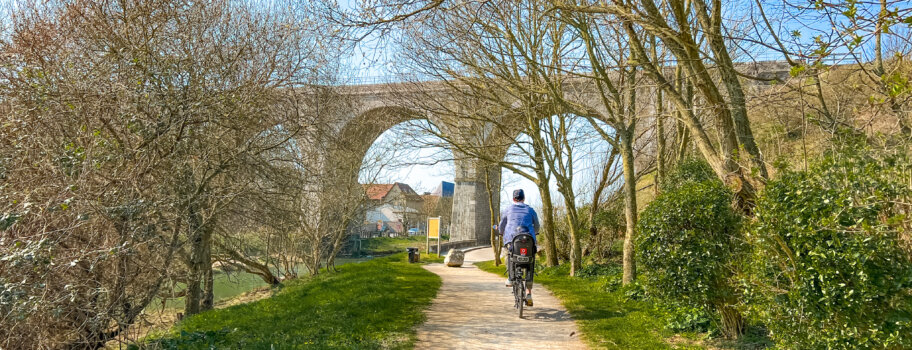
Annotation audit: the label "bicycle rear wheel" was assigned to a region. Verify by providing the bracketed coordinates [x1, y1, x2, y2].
[518, 279, 525, 318]
[512, 265, 522, 309]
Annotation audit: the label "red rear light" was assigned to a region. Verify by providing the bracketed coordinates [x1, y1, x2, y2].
[520, 248, 528, 256]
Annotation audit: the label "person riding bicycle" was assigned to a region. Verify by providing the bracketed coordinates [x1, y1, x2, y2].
[498, 189, 540, 307]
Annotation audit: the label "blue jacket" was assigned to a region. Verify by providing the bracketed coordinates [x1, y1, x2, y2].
[498, 203, 540, 244]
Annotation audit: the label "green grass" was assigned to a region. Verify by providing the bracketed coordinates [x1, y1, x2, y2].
[144, 254, 441, 349]
[358, 235, 434, 255]
[475, 261, 695, 350]
[150, 258, 370, 310]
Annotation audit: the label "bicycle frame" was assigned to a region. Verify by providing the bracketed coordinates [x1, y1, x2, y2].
[507, 251, 534, 318]
[505, 234, 536, 318]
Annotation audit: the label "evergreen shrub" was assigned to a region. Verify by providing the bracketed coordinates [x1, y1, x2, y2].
[661, 158, 716, 190]
[637, 166, 745, 337]
[745, 147, 912, 349]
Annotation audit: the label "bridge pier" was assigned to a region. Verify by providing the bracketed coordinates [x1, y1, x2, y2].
[449, 159, 500, 245]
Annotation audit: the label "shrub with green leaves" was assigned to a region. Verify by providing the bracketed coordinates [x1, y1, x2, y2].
[637, 177, 745, 337]
[661, 304, 713, 333]
[745, 147, 912, 349]
[661, 158, 716, 190]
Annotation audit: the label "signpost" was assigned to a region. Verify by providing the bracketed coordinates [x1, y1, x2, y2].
[427, 217, 441, 256]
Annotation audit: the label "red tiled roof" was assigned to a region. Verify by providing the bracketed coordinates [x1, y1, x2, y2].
[363, 182, 424, 201]
[364, 184, 395, 200]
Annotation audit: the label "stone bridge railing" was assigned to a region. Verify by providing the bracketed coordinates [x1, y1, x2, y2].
[429, 240, 484, 255]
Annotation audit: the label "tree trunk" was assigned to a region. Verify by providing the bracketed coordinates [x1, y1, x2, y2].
[620, 129, 638, 285]
[675, 67, 693, 164]
[624, 22, 758, 211]
[201, 222, 214, 311]
[718, 302, 745, 339]
[652, 35, 666, 192]
[328, 252, 338, 272]
[691, 0, 768, 179]
[310, 244, 322, 276]
[655, 92, 666, 193]
[536, 179, 559, 266]
[215, 241, 281, 285]
[483, 163, 503, 266]
[562, 200, 582, 276]
[531, 138, 560, 267]
[184, 204, 204, 316]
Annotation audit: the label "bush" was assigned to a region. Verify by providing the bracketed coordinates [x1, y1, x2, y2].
[661, 158, 716, 190]
[661, 304, 714, 333]
[636, 177, 745, 337]
[576, 262, 621, 279]
[580, 201, 626, 262]
[745, 147, 912, 349]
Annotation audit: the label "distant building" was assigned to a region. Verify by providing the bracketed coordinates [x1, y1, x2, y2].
[360, 183, 424, 237]
[431, 181, 455, 197]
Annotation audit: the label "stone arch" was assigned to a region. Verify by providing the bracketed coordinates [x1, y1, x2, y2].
[331, 104, 500, 245]
[337, 106, 425, 159]
[324, 91, 618, 246]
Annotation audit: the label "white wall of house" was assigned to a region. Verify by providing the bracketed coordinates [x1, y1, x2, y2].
[364, 203, 418, 223]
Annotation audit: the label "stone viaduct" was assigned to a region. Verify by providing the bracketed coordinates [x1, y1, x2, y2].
[322, 62, 792, 247]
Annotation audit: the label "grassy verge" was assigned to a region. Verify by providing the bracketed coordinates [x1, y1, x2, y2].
[358, 235, 437, 256]
[150, 257, 370, 311]
[144, 254, 441, 349]
[476, 260, 689, 350]
[475, 261, 772, 350]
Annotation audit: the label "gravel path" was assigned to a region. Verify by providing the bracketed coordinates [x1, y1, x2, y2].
[415, 248, 587, 349]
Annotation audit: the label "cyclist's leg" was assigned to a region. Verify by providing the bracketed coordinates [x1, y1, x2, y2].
[505, 243, 515, 286]
[522, 265, 533, 306]
[506, 243, 515, 280]
[525, 262, 534, 294]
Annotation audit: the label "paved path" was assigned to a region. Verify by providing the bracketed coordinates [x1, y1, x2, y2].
[415, 248, 587, 349]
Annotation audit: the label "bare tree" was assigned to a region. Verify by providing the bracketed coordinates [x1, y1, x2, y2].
[751, 1, 911, 140]
[0, 0, 337, 347]
[550, 0, 771, 212]
[376, 1, 576, 267]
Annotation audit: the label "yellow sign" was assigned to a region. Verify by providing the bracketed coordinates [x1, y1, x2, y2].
[427, 217, 440, 238]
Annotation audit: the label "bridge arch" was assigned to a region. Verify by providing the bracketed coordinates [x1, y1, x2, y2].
[332, 104, 501, 245]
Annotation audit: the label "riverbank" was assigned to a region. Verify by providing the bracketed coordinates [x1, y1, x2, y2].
[142, 254, 442, 349]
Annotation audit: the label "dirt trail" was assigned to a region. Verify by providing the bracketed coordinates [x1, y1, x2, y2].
[415, 248, 587, 349]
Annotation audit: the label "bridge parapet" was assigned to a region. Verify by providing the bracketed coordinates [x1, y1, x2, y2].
[429, 240, 481, 255]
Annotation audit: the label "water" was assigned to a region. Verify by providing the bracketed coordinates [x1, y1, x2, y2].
[148, 257, 371, 311]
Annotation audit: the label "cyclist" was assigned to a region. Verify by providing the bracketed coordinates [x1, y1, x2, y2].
[498, 189, 540, 307]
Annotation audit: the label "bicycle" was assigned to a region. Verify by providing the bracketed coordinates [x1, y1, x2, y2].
[506, 233, 536, 318]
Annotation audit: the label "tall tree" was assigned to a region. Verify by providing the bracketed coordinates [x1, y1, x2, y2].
[551, 0, 771, 211]
[0, 0, 337, 346]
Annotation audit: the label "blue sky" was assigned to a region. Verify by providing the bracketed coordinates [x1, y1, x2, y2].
[360, 118, 616, 210]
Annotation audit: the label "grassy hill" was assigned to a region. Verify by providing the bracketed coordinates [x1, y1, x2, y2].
[143, 254, 442, 349]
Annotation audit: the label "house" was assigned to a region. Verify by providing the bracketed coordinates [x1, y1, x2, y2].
[360, 182, 424, 237]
